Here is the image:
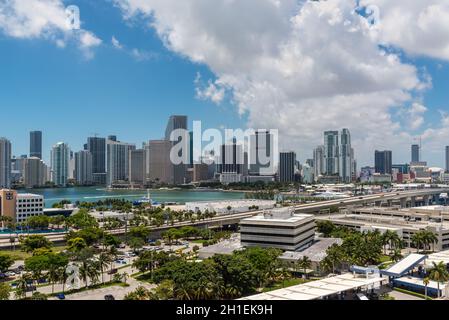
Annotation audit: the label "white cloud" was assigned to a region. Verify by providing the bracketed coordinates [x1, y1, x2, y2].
[0, 0, 101, 58]
[359, 0, 449, 61]
[130, 48, 156, 61]
[111, 35, 123, 49]
[194, 73, 226, 105]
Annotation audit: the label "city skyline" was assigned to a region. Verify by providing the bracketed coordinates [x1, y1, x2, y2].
[0, 1, 449, 168]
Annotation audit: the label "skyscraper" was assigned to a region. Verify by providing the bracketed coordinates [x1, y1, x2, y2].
[129, 149, 146, 187]
[313, 145, 325, 180]
[279, 152, 296, 183]
[87, 137, 106, 185]
[106, 138, 136, 187]
[249, 130, 274, 176]
[0, 138, 12, 188]
[411, 144, 420, 163]
[30, 131, 42, 159]
[446, 146, 449, 173]
[339, 128, 353, 183]
[324, 131, 339, 175]
[23, 157, 47, 188]
[375, 150, 393, 174]
[148, 140, 174, 184]
[51, 142, 70, 187]
[75, 150, 93, 186]
[165, 115, 188, 185]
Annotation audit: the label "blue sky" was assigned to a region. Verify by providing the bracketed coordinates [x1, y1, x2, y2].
[0, 0, 245, 163]
[0, 0, 448, 167]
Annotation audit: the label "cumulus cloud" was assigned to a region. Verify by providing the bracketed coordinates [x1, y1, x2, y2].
[360, 0, 449, 61]
[405, 102, 428, 130]
[194, 73, 226, 105]
[113, 0, 444, 165]
[0, 0, 102, 58]
[111, 35, 123, 49]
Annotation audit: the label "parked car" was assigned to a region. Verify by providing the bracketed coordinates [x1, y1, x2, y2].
[57, 293, 66, 300]
[5, 271, 16, 277]
[104, 295, 115, 301]
[107, 269, 118, 275]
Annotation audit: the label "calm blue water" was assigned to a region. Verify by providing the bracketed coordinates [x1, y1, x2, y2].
[19, 187, 246, 208]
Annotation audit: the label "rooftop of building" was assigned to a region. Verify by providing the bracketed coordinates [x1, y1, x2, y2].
[198, 234, 243, 256]
[280, 237, 343, 262]
[241, 208, 314, 224]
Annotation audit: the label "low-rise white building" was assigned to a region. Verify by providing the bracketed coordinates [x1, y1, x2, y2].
[16, 193, 44, 223]
[240, 208, 316, 251]
[185, 199, 276, 215]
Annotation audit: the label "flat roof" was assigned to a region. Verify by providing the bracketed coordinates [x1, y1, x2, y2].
[280, 238, 343, 263]
[198, 234, 243, 256]
[394, 276, 445, 291]
[239, 273, 386, 301]
[382, 254, 427, 278]
[427, 250, 449, 266]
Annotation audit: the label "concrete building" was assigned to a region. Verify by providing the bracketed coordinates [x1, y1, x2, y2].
[0, 190, 44, 224]
[198, 234, 243, 260]
[106, 139, 136, 186]
[186, 199, 275, 215]
[313, 145, 325, 182]
[339, 128, 353, 183]
[51, 142, 70, 187]
[129, 149, 146, 187]
[0, 138, 12, 189]
[148, 140, 174, 184]
[29, 131, 42, 159]
[317, 206, 449, 251]
[302, 163, 314, 184]
[240, 209, 316, 251]
[74, 150, 93, 186]
[87, 137, 106, 185]
[23, 157, 47, 188]
[279, 152, 296, 183]
[375, 150, 393, 175]
[324, 131, 339, 176]
[249, 130, 274, 176]
[15, 193, 44, 223]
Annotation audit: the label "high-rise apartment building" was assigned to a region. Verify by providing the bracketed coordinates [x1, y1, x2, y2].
[339, 128, 353, 183]
[165, 115, 188, 185]
[375, 150, 393, 175]
[51, 142, 70, 187]
[87, 137, 106, 185]
[324, 131, 339, 175]
[446, 146, 449, 173]
[313, 145, 325, 180]
[30, 131, 42, 159]
[75, 150, 93, 186]
[0, 138, 12, 189]
[106, 138, 136, 186]
[279, 152, 296, 183]
[23, 157, 47, 188]
[249, 130, 274, 176]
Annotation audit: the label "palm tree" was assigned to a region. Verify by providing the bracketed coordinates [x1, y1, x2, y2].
[15, 276, 28, 300]
[47, 264, 61, 294]
[428, 261, 449, 298]
[297, 256, 312, 277]
[423, 277, 430, 300]
[390, 249, 403, 263]
[411, 233, 423, 253]
[97, 252, 113, 284]
[87, 261, 101, 287]
[425, 232, 438, 253]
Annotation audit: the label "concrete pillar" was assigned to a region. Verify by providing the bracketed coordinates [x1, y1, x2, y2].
[411, 196, 416, 207]
[387, 200, 392, 207]
[423, 196, 429, 206]
[400, 198, 406, 208]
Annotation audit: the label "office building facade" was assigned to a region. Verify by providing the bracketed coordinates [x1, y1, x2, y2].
[148, 140, 174, 184]
[324, 131, 339, 175]
[313, 145, 325, 181]
[87, 137, 106, 185]
[106, 139, 136, 186]
[339, 128, 353, 183]
[279, 152, 296, 183]
[411, 144, 420, 163]
[129, 149, 146, 187]
[375, 150, 393, 175]
[75, 150, 93, 186]
[23, 157, 47, 188]
[446, 146, 449, 173]
[30, 131, 42, 159]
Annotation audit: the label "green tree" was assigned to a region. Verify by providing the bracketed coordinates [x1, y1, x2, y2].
[428, 261, 449, 298]
[67, 209, 98, 229]
[0, 283, 10, 300]
[67, 237, 88, 252]
[297, 256, 312, 276]
[20, 235, 52, 253]
[0, 254, 14, 272]
[97, 252, 113, 284]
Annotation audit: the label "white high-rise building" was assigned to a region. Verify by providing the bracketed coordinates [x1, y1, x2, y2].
[313, 145, 325, 181]
[0, 138, 12, 188]
[51, 142, 70, 187]
[107, 138, 136, 186]
[339, 128, 353, 183]
[75, 150, 93, 186]
[23, 157, 47, 188]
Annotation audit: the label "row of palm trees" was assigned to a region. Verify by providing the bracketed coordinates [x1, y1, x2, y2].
[411, 231, 438, 253]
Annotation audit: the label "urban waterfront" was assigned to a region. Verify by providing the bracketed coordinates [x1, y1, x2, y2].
[19, 187, 246, 208]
